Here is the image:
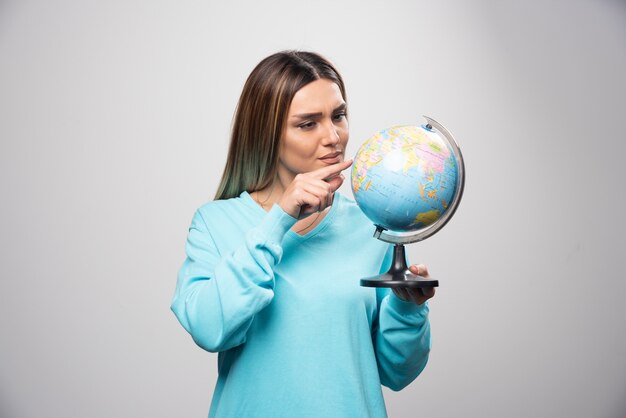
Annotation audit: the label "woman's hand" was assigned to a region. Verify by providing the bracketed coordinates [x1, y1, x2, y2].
[278, 159, 353, 219]
[392, 264, 436, 305]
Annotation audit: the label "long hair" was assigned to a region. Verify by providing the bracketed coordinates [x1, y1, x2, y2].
[214, 51, 346, 200]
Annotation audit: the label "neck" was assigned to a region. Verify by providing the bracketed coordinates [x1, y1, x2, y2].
[252, 175, 286, 210]
[252, 170, 296, 209]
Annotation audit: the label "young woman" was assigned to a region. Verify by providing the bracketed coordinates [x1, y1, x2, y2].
[171, 50, 435, 418]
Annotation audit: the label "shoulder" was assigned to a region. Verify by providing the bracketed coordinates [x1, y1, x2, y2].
[324, 192, 389, 254]
[331, 192, 379, 235]
[197, 193, 247, 216]
[192, 192, 257, 229]
[334, 192, 369, 221]
[196, 196, 242, 216]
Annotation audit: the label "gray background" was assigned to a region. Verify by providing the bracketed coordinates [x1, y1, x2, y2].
[1, 0, 625, 417]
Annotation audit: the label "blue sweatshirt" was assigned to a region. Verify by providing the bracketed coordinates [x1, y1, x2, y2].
[171, 191, 431, 418]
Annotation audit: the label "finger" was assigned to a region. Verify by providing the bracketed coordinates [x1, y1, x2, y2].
[301, 182, 341, 215]
[404, 288, 420, 304]
[412, 286, 435, 301]
[409, 264, 430, 278]
[313, 179, 339, 209]
[417, 287, 435, 302]
[301, 181, 334, 209]
[283, 176, 336, 218]
[422, 287, 435, 298]
[310, 158, 353, 181]
[293, 190, 323, 217]
[393, 287, 410, 302]
[326, 173, 345, 193]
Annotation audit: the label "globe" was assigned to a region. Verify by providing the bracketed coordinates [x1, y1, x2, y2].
[351, 117, 464, 241]
[351, 117, 465, 288]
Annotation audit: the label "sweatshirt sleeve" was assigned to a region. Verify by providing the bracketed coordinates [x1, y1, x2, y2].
[170, 204, 297, 353]
[372, 250, 432, 391]
[374, 289, 431, 391]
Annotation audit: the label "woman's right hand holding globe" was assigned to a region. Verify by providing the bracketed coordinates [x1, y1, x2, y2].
[278, 159, 353, 220]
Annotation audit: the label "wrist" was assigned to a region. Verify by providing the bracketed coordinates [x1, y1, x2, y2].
[278, 199, 300, 219]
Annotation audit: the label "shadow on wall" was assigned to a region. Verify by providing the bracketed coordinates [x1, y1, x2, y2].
[610, 0, 626, 12]
[609, 385, 626, 418]
[0, 391, 17, 418]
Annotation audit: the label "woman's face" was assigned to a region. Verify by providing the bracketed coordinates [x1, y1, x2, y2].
[278, 78, 349, 179]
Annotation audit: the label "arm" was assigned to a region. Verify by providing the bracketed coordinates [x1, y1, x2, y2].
[170, 204, 296, 353]
[372, 250, 432, 391]
[373, 289, 431, 391]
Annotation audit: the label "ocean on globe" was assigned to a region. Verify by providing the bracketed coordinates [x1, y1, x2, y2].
[351, 124, 459, 232]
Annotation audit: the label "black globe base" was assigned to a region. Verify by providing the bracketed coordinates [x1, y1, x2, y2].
[360, 274, 438, 288]
[360, 243, 439, 289]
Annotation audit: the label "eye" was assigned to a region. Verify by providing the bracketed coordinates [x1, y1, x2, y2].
[298, 121, 317, 130]
[332, 112, 347, 122]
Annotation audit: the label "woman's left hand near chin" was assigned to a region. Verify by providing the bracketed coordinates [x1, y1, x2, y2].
[391, 264, 436, 306]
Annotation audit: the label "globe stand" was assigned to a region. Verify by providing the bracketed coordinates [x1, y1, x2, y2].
[360, 236, 439, 288]
[357, 116, 465, 290]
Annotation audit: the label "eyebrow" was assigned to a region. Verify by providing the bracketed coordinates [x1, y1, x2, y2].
[291, 103, 347, 119]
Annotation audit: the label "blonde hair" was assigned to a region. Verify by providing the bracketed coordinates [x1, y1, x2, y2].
[214, 51, 346, 200]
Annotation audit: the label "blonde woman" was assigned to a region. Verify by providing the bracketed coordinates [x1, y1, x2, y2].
[171, 50, 435, 418]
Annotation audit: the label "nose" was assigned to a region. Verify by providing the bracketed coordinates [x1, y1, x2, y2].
[322, 119, 341, 146]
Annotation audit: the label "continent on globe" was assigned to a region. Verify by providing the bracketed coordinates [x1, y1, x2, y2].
[351, 124, 459, 233]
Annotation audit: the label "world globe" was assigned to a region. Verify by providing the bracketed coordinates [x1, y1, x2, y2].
[351, 116, 465, 289]
[351, 119, 464, 238]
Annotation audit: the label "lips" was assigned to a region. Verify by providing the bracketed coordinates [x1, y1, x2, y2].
[320, 151, 342, 160]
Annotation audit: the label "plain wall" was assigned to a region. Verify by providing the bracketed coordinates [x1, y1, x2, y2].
[1, 0, 625, 417]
